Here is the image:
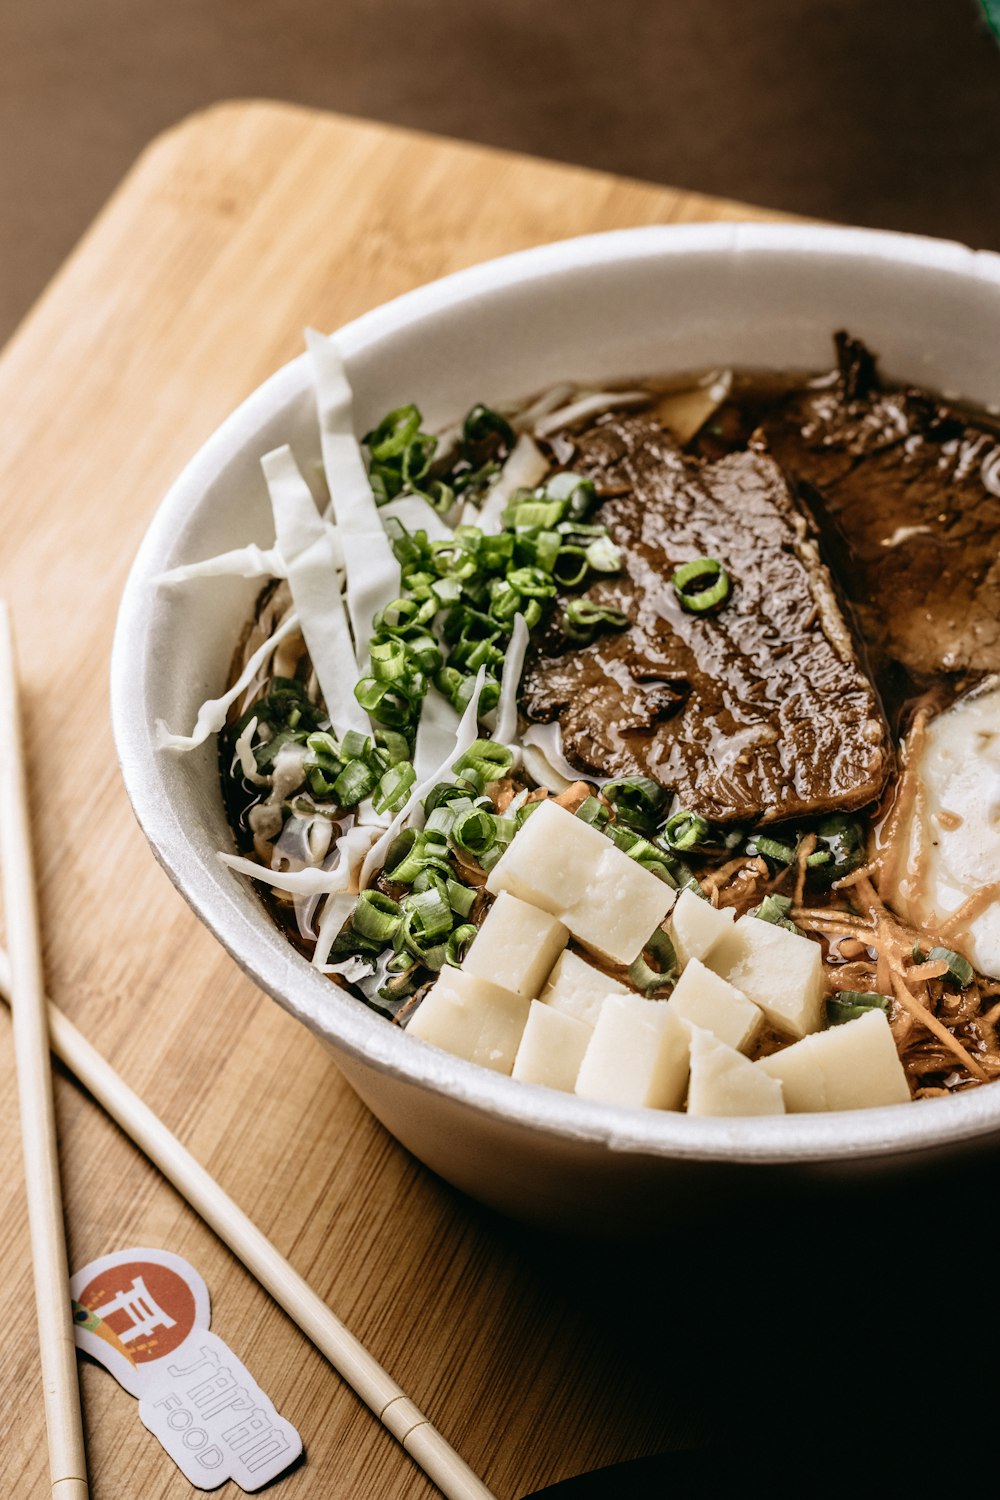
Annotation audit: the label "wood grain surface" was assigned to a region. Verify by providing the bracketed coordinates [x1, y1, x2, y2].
[0, 102, 789, 1499]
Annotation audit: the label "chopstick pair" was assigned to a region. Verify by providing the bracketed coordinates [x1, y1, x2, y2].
[0, 602, 496, 1500]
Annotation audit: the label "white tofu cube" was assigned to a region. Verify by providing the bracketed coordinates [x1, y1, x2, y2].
[669, 958, 763, 1053]
[686, 1027, 785, 1117]
[540, 948, 628, 1028]
[757, 1008, 910, 1111]
[406, 968, 530, 1074]
[754, 1036, 828, 1112]
[512, 1000, 593, 1092]
[705, 915, 825, 1039]
[669, 887, 735, 968]
[575, 994, 689, 1110]
[462, 891, 568, 998]
[485, 799, 675, 966]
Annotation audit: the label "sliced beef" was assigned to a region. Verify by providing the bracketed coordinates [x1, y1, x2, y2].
[754, 333, 1000, 691]
[520, 414, 892, 825]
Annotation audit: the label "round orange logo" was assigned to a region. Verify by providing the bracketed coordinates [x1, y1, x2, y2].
[75, 1258, 197, 1363]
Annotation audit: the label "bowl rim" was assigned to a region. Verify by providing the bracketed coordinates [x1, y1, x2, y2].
[112, 220, 1000, 1168]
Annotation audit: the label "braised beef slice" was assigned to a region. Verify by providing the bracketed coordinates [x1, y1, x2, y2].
[520, 414, 891, 824]
[755, 333, 1000, 688]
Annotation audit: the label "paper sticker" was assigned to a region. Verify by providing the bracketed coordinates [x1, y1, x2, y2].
[71, 1247, 302, 1491]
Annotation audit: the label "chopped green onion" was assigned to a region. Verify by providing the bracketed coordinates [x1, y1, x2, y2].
[446, 881, 477, 918]
[604, 777, 667, 832]
[354, 678, 420, 728]
[384, 829, 451, 884]
[445, 924, 478, 966]
[671, 556, 731, 613]
[754, 835, 797, 866]
[451, 808, 496, 856]
[575, 796, 610, 828]
[424, 805, 457, 839]
[755, 893, 800, 935]
[365, 404, 423, 462]
[352, 891, 403, 943]
[661, 809, 710, 851]
[399, 887, 453, 942]
[333, 758, 377, 807]
[340, 730, 372, 760]
[452, 738, 514, 783]
[628, 927, 677, 992]
[563, 599, 629, 643]
[927, 946, 975, 988]
[546, 472, 596, 518]
[373, 762, 416, 815]
[826, 992, 889, 1025]
[505, 497, 567, 531]
[552, 547, 589, 588]
[506, 565, 557, 599]
[376, 729, 411, 765]
[584, 536, 622, 573]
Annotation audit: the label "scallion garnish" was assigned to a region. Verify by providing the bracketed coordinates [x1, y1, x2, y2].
[575, 795, 610, 828]
[753, 835, 797, 866]
[563, 599, 629, 644]
[352, 890, 403, 944]
[826, 992, 889, 1026]
[602, 777, 667, 832]
[628, 928, 677, 992]
[661, 809, 710, 851]
[927, 946, 975, 988]
[445, 924, 478, 966]
[671, 556, 731, 614]
[754, 893, 800, 935]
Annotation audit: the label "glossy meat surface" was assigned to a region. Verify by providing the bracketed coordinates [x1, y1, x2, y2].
[520, 413, 891, 823]
[756, 334, 1000, 691]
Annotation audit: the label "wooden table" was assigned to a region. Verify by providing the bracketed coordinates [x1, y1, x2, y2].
[0, 103, 789, 1498]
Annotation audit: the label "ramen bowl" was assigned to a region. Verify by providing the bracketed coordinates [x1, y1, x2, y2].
[112, 223, 1000, 1234]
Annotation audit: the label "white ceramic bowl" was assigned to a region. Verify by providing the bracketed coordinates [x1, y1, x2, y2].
[112, 223, 1000, 1234]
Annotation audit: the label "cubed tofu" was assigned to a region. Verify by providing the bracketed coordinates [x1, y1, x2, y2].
[669, 958, 763, 1054]
[756, 1008, 910, 1111]
[512, 1000, 593, 1092]
[462, 891, 568, 998]
[669, 888, 736, 969]
[754, 1034, 827, 1112]
[540, 948, 628, 1028]
[705, 915, 825, 1039]
[575, 994, 689, 1110]
[406, 968, 530, 1074]
[686, 1026, 785, 1117]
[485, 799, 675, 966]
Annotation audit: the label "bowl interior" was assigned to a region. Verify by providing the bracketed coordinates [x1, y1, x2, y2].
[112, 222, 1000, 1167]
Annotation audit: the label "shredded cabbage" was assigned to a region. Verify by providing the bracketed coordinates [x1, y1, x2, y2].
[534, 389, 648, 437]
[218, 851, 352, 896]
[232, 715, 268, 785]
[311, 826, 385, 967]
[521, 721, 612, 789]
[359, 665, 487, 890]
[262, 444, 369, 740]
[379, 494, 454, 544]
[158, 611, 300, 752]
[306, 328, 401, 664]
[492, 612, 528, 747]
[157, 543, 289, 586]
[413, 689, 462, 782]
[473, 433, 548, 532]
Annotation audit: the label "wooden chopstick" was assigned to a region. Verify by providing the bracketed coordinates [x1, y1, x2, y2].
[0, 602, 89, 1500]
[0, 948, 497, 1500]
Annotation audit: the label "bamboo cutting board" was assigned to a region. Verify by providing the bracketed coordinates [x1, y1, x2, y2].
[0, 102, 790, 1498]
